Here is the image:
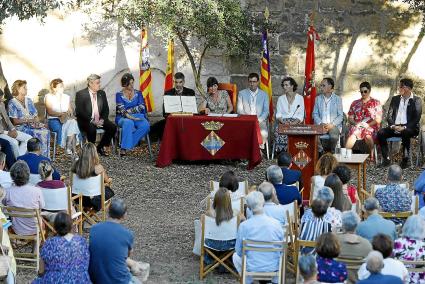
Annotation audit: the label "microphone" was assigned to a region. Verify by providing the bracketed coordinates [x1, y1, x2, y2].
[289, 105, 300, 120]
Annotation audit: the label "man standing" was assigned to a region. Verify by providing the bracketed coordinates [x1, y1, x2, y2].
[237, 73, 269, 147]
[377, 78, 422, 168]
[312, 77, 343, 153]
[75, 74, 117, 156]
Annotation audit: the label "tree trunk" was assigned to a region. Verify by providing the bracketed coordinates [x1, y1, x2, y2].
[0, 59, 12, 101]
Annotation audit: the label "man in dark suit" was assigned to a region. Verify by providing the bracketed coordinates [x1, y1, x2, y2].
[75, 74, 117, 156]
[377, 78, 422, 168]
[277, 151, 303, 190]
[0, 138, 15, 169]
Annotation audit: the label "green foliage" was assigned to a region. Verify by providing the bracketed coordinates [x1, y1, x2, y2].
[396, 0, 425, 22]
[0, 0, 62, 26]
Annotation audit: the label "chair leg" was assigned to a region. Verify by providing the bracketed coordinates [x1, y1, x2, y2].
[271, 142, 276, 160]
[146, 134, 153, 160]
[265, 141, 270, 160]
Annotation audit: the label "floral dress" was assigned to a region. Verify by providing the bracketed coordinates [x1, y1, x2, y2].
[8, 97, 50, 157]
[316, 256, 348, 283]
[204, 91, 230, 114]
[347, 98, 382, 140]
[32, 235, 91, 284]
[393, 237, 425, 284]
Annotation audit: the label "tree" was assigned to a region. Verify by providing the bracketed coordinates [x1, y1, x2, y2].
[80, 0, 255, 97]
[0, 0, 62, 100]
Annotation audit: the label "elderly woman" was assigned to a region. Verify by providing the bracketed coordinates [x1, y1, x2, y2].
[45, 78, 80, 156]
[358, 234, 408, 282]
[316, 232, 348, 283]
[33, 212, 91, 283]
[2, 160, 44, 236]
[393, 215, 425, 283]
[274, 77, 305, 152]
[115, 73, 150, 156]
[302, 186, 342, 228]
[311, 153, 338, 200]
[298, 255, 321, 284]
[8, 80, 50, 157]
[325, 173, 352, 212]
[199, 77, 233, 114]
[346, 81, 382, 157]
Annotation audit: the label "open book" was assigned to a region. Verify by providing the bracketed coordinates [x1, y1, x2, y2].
[164, 96, 198, 114]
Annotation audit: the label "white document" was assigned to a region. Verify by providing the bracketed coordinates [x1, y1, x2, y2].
[207, 113, 223, 117]
[181, 96, 198, 113]
[164, 96, 198, 114]
[223, 113, 238, 118]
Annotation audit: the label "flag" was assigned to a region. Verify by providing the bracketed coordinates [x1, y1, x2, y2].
[164, 39, 174, 92]
[259, 30, 273, 121]
[303, 25, 319, 124]
[140, 27, 154, 112]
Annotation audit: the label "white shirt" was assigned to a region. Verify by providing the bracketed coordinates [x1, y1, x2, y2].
[249, 88, 259, 115]
[45, 93, 71, 119]
[275, 93, 305, 121]
[358, 257, 408, 282]
[0, 170, 13, 188]
[88, 89, 100, 121]
[395, 93, 414, 125]
[322, 94, 333, 124]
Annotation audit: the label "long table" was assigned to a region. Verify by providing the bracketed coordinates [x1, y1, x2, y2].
[156, 115, 262, 170]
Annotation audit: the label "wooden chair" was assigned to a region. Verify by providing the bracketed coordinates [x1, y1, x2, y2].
[285, 200, 300, 274]
[335, 256, 365, 283]
[218, 83, 237, 110]
[116, 127, 153, 160]
[241, 238, 288, 284]
[207, 197, 244, 216]
[70, 172, 111, 225]
[294, 239, 316, 282]
[209, 180, 249, 196]
[40, 186, 83, 234]
[401, 259, 425, 273]
[1, 206, 45, 271]
[199, 214, 240, 280]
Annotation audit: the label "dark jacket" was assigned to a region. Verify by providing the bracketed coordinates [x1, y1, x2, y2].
[281, 167, 303, 190]
[387, 95, 422, 133]
[75, 88, 110, 124]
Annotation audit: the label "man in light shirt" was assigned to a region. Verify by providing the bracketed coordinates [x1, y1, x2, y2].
[377, 78, 422, 168]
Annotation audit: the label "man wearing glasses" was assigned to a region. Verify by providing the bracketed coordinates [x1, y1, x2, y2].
[312, 77, 343, 153]
[237, 73, 270, 150]
[377, 78, 422, 168]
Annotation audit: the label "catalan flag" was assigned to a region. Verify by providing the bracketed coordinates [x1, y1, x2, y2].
[259, 30, 273, 121]
[303, 25, 319, 124]
[164, 39, 174, 92]
[140, 27, 154, 112]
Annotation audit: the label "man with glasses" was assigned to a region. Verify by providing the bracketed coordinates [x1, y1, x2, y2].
[377, 78, 422, 168]
[237, 73, 269, 149]
[312, 77, 343, 153]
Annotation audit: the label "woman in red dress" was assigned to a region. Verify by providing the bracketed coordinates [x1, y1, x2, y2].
[346, 81, 382, 157]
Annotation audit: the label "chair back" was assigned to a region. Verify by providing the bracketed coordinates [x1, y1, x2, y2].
[335, 256, 365, 270]
[218, 83, 237, 110]
[29, 174, 42, 186]
[40, 186, 69, 211]
[401, 259, 425, 273]
[210, 180, 248, 196]
[71, 172, 104, 197]
[202, 214, 239, 242]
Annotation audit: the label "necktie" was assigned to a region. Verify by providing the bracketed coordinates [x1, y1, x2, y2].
[92, 93, 100, 123]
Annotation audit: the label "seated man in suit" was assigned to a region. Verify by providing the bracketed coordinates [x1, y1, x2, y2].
[266, 165, 301, 206]
[277, 151, 303, 189]
[75, 74, 117, 156]
[377, 78, 422, 169]
[237, 73, 269, 149]
[17, 138, 60, 180]
[312, 77, 343, 153]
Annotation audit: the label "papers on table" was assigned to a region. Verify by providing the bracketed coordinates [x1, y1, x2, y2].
[207, 113, 239, 117]
[164, 96, 198, 114]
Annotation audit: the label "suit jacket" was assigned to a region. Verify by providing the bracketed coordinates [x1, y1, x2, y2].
[163, 87, 195, 117]
[17, 152, 61, 180]
[356, 273, 403, 284]
[75, 88, 110, 124]
[312, 93, 344, 129]
[387, 94, 422, 133]
[237, 88, 269, 123]
[281, 167, 303, 190]
[0, 101, 15, 133]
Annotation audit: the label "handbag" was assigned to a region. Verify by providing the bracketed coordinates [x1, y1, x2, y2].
[0, 244, 11, 280]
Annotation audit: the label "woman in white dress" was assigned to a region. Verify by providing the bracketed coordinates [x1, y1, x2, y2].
[45, 79, 80, 155]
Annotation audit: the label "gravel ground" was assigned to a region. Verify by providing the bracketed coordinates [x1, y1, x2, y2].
[15, 141, 424, 283]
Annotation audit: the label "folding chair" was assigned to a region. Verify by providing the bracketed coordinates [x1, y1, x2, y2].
[40, 186, 83, 234]
[199, 214, 240, 280]
[401, 259, 425, 273]
[285, 201, 299, 274]
[294, 240, 316, 282]
[70, 172, 111, 225]
[1, 206, 45, 271]
[207, 197, 244, 216]
[209, 180, 249, 196]
[335, 256, 365, 284]
[241, 238, 288, 284]
[116, 127, 153, 160]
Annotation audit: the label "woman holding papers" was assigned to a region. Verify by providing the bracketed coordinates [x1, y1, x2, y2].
[115, 73, 150, 155]
[199, 77, 233, 114]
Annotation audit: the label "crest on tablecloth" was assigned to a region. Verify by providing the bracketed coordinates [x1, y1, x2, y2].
[293, 142, 311, 169]
[201, 131, 225, 156]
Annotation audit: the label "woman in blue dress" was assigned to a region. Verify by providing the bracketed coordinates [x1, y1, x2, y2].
[115, 73, 150, 156]
[8, 80, 50, 157]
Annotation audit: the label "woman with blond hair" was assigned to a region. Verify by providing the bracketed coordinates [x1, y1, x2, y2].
[71, 142, 114, 210]
[45, 78, 80, 156]
[311, 153, 338, 200]
[8, 80, 50, 157]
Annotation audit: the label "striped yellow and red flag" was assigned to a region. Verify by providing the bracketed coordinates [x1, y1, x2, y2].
[140, 27, 154, 112]
[164, 39, 174, 92]
[259, 30, 273, 121]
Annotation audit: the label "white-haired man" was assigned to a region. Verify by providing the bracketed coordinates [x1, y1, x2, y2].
[233, 191, 284, 284]
[357, 251, 403, 284]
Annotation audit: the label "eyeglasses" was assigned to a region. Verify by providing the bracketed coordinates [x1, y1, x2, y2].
[360, 90, 369, 94]
[320, 84, 326, 87]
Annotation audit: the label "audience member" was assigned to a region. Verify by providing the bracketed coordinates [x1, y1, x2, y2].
[232, 191, 284, 283]
[302, 186, 342, 228]
[414, 168, 425, 209]
[332, 164, 357, 204]
[2, 160, 44, 235]
[277, 151, 303, 189]
[324, 173, 352, 212]
[0, 137, 16, 169]
[266, 165, 301, 206]
[356, 198, 396, 241]
[217, 170, 243, 200]
[357, 251, 403, 284]
[89, 199, 139, 284]
[0, 152, 13, 188]
[393, 215, 425, 283]
[33, 212, 91, 283]
[18, 138, 60, 180]
[311, 153, 338, 200]
[316, 232, 348, 283]
[298, 255, 321, 284]
[358, 234, 408, 282]
[199, 77, 233, 114]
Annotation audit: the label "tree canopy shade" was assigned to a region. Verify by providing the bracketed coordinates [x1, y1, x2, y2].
[80, 0, 255, 96]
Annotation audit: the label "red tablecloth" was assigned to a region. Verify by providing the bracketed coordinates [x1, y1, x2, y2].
[156, 115, 262, 170]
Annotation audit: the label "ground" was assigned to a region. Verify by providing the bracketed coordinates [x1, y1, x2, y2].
[16, 142, 423, 284]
